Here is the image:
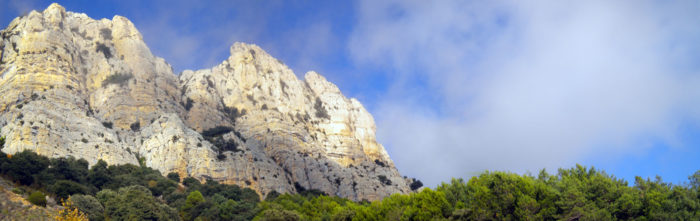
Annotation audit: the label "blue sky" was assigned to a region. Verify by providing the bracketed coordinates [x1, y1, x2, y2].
[2, 0, 699, 187]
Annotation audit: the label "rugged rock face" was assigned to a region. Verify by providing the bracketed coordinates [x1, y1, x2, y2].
[0, 3, 410, 200]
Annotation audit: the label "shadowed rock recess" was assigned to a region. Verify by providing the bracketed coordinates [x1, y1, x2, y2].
[0, 3, 412, 200]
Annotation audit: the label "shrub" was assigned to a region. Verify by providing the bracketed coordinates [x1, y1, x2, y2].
[27, 191, 47, 207]
[223, 106, 238, 119]
[167, 172, 180, 182]
[294, 182, 306, 193]
[314, 97, 330, 119]
[101, 121, 113, 129]
[33, 170, 56, 187]
[2, 150, 50, 185]
[100, 28, 112, 40]
[183, 98, 194, 111]
[102, 73, 132, 87]
[300, 189, 328, 198]
[374, 159, 386, 167]
[201, 126, 233, 137]
[183, 177, 201, 188]
[206, 136, 239, 153]
[257, 208, 301, 221]
[98, 186, 178, 220]
[96, 43, 112, 59]
[215, 199, 258, 220]
[410, 179, 424, 191]
[88, 160, 112, 189]
[130, 121, 140, 131]
[223, 106, 245, 122]
[50, 180, 88, 201]
[48, 157, 89, 183]
[69, 194, 104, 221]
[146, 176, 177, 197]
[182, 190, 205, 220]
[378, 175, 391, 186]
[56, 198, 89, 221]
[11, 187, 24, 195]
[265, 190, 280, 201]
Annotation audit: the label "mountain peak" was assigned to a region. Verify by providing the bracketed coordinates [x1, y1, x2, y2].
[305, 70, 341, 95]
[0, 4, 410, 201]
[230, 42, 259, 56]
[43, 3, 66, 15]
[111, 15, 142, 41]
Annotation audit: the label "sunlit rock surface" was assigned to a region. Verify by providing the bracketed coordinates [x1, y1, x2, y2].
[0, 3, 409, 200]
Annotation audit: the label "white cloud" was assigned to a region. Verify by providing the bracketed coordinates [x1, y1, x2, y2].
[351, 0, 700, 186]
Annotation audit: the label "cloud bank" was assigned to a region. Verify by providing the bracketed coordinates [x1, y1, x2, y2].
[350, 0, 700, 186]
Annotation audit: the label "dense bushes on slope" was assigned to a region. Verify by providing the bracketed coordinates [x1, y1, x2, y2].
[0, 148, 261, 220]
[1, 132, 699, 220]
[252, 167, 700, 220]
[0, 132, 261, 220]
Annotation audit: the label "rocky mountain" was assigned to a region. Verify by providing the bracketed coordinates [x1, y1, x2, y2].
[0, 3, 412, 200]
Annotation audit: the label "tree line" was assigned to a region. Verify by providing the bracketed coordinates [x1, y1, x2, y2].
[1, 136, 699, 220]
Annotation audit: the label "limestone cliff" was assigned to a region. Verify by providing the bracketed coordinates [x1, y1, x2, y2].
[0, 3, 410, 200]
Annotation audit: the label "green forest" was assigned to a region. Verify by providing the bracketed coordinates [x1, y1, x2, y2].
[1, 136, 699, 220]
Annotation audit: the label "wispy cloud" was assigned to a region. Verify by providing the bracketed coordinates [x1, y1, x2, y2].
[350, 0, 700, 186]
[125, 0, 350, 76]
[0, 0, 40, 22]
[8, 0, 40, 15]
[266, 21, 336, 77]
[122, 0, 277, 72]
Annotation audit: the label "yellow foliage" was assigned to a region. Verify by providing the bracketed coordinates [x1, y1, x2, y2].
[55, 197, 88, 221]
[148, 180, 158, 188]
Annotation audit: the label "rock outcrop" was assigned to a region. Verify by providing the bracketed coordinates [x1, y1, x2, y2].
[0, 3, 410, 200]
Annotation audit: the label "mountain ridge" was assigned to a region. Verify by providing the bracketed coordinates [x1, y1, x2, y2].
[0, 3, 413, 201]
